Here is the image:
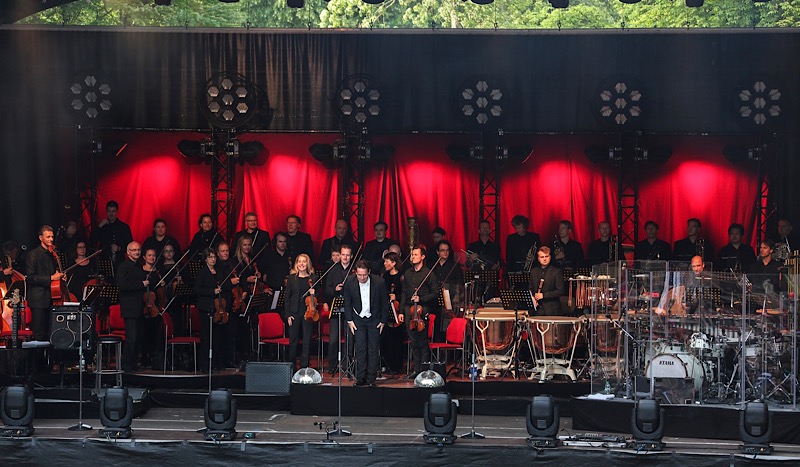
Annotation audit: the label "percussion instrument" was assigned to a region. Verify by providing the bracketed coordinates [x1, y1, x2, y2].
[645, 352, 711, 393]
[528, 316, 582, 382]
[468, 308, 526, 378]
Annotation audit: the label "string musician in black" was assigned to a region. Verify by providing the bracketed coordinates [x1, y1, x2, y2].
[193, 248, 233, 372]
[24, 225, 65, 341]
[323, 244, 356, 374]
[381, 251, 405, 375]
[344, 260, 389, 386]
[284, 253, 318, 371]
[401, 245, 440, 379]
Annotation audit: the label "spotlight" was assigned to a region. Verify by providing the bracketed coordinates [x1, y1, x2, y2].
[292, 368, 322, 385]
[723, 146, 763, 163]
[584, 146, 618, 164]
[423, 393, 458, 445]
[68, 74, 113, 122]
[204, 389, 238, 440]
[178, 139, 215, 163]
[309, 143, 338, 169]
[337, 74, 381, 128]
[739, 400, 773, 455]
[287, 0, 304, 7]
[92, 140, 128, 158]
[549, 0, 569, 8]
[0, 385, 35, 437]
[99, 387, 133, 439]
[685, 0, 703, 6]
[636, 146, 672, 164]
[596, 79, 644, 127]
[630, 398, 665, 451]
[526, 395, 560, 448]
[735, 80, 781, 128]
[499, 145, 533, 163]
[200, 73, 258, 129]
[458, 79, 504, 127]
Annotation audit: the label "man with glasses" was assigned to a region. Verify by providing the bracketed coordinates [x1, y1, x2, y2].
[117, 242, 149, 371]
[232, 212, 271, 271]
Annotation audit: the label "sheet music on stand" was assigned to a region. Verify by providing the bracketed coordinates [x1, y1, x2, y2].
[186, 260, 203, 281]
[97, 260, 114, 279]
[507, 272, 531, 289]
[499, 289, 536, 311]
[246, 292, 271, 315]
[329, 296, 344, 315]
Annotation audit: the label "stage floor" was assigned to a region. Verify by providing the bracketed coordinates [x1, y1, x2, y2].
[7, 408, 800, 465]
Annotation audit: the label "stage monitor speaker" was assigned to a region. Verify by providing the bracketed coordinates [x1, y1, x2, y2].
[245, 362, 293, 395]
[50, 306, 94, 350]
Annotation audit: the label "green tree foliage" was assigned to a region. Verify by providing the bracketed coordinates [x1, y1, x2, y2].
[15, 0, 800, 29]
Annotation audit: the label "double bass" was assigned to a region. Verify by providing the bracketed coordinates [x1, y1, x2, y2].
[49, 246, 77, 305]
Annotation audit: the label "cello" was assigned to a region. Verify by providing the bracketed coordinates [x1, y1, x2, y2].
[49, 246, 77, 305]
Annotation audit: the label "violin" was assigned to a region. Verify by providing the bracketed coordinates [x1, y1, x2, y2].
[408, 303, 425, 332]
[143, 288, 160, 318]
[213, 284, 229, 325]
[304, 277, 319, 322]
[232, 278, 245, 315]
[388, 283, 401, 328]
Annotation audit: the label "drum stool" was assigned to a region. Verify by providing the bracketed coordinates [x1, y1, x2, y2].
[95, 335, 124, 392]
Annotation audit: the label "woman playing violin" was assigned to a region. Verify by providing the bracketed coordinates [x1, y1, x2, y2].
[140, 248, 165, 369]
[66, 241, 97, 300]
[284, 253, 317, 371]
[194, 248, 231, 372]
[381, 252, 405, 376]
[215, 241, 239, 368]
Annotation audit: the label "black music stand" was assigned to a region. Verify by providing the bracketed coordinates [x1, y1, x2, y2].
[507, 271, 531, 290]
[271, 288, 285, 310]
[499, 290, 535, 311]
[470, 270, 499, 305]
[186, 260, 203, 282]
[245, 292, 270, 316]
[97, 260, 114, 280]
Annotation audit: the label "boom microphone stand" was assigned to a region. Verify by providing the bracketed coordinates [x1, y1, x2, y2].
[461, 279, 484, 440]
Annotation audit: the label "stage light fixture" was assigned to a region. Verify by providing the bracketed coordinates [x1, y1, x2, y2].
[735, 80, 781, 128]
[423, 393, 458, 445]
[498, 145, 533, 164]
[99, 387, 133, 439]
[458, 79, 504, 127]
[584, 146, 618, 163]
[204, 389, 238, 441]
[470, 0, 494, 4]
[363, 0, 385, 4]
[686, 0, 703, 6]
[596, 79, 644, 127]
[92, 140, 128, 158]
[549, 0, 569, 8]
[636, 146, 672, 164]
[154, 0, 172, 5]
[287, 0, 305, 7]
[338, 75, 381, 128]
[200, 73, 258, 129]
[723, 146, 763, 163]
[292, 368, 323, 384]
[178, 139, 215, 162]
[309, 143, 339, 169]
[630, 398, 665, 451]
[739, 400, 773, 454]
[1, 385, 35, 437]
[526, 395, 560, 448]
[414, 369, 445, 388]
[69, 74, 113, 121]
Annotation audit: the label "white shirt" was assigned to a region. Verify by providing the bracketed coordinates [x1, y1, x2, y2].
[358, 277, 371, 318]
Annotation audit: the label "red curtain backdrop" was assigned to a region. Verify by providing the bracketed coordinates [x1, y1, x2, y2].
[95, 132, 760, 263]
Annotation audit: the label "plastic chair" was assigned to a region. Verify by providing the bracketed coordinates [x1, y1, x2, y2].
[163, 312, 200, 373]
[107, 304, 126, 341]
[257, 312, 290, 361]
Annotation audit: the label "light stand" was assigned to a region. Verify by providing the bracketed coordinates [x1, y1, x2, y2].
[461, 280, 484, 440]
[328, 312, 351, 437]
[68, 307, 91, 431]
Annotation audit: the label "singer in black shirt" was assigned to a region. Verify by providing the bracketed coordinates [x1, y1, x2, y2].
[529, 246, 565, 316]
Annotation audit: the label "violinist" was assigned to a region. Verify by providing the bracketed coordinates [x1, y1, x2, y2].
[284, 254, 318, 371]
[324, 244, 355, 374]
[234, 234, 262, 296]
[214, 242, 238, 368]
[232, 212, 271, 272]
[142, 218, 182, 259]
[66, 241, 97, 300]
[116, 242, 148, 372]
[193, 248, 231, 372]
[400, 245, 440, 379]
[3, 240, 25, 289]
[24, 225, 65, 341]
[381, 252, 405, 376]
[189, 214, 225, 259]
[141, 248, 165, 369]
[344, 260, 389, 387]
[431, 240, 464, 341]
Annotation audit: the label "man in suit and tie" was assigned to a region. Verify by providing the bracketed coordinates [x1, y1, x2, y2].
[343, 259, 389, 386]
[529, 246, 565, 316]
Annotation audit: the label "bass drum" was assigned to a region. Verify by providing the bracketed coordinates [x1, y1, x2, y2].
[645, 352, 710, 393]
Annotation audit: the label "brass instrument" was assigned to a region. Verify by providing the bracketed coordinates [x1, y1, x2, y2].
[407, 217, 418, 252]
[696, 238, 705, 259]
[523, 244, 537, 273]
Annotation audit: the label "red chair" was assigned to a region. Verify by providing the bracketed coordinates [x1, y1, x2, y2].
[0, 306, 33, 343]
[163, 312, 201, 374]
[257, 312, 290, 361]
[106, 304, 126, 341]
[429, 317, 468, 376]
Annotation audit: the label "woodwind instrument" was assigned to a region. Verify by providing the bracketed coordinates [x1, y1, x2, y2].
[407, 217, 418, 252]
[696, 238, 705, 259]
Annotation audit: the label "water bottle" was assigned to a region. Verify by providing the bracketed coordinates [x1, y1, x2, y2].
[603, 380, 611, 395]
[469, 364, 478, 381]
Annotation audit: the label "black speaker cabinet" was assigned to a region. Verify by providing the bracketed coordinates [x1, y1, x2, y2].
[50, 306, 95, 350]
[245, 362, 293, 395]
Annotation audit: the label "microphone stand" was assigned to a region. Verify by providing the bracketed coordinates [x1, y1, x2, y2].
[328, 313, 351, 437]
[461, 279, 484, 440]
[68, 301, 91, 431]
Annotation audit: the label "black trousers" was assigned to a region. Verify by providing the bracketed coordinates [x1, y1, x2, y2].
[199, 310, 234, 370]
[351, 315, 381, 383]
[123, 317, 143, 370]
[328, 313, 354, 372]
[287, 316, 313, 369]
[380, 323, 406, 373]
[30, 307, 51, 342]
[408, 322, 430, 374]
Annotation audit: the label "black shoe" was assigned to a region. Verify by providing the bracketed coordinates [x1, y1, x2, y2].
[354, 380, 367, 386]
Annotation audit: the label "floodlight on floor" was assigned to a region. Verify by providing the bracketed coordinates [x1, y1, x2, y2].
[292, 368, 323, 385]
[0, 385, 34, 437]
[423, 393, 458, 445]
[204, 389, 237, 441]
[630, 398, 665, 451]
[739, 400, 773, 455]
[526, 395, 560, 448]
[99, 387, 133, 439]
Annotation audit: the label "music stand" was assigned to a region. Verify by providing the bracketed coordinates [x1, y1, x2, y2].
[68, 305, 94, 432]
[507, 272, 531, 290]
[186, 260, 203, 282]
[97, 260, 114, 280]
[471, 270, 499, 305]
[170, 283, 194, 331]
[245, 292, 271, 316]
[85, 284, 119, 305]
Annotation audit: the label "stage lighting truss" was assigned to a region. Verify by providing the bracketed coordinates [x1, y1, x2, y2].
[735, 80, 781, 128]
[458, 79, 504, 127]
[201, 73, 258, 129]
[69, 74, 113, 121]
[338, 74, 381, 129]
[596, 79, 644, 127]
